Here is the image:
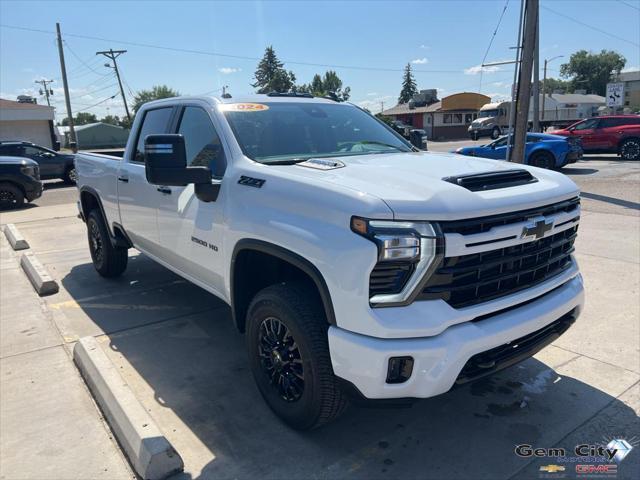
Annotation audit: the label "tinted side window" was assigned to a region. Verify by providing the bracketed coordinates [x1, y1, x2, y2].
[134, 107, 173, 163]
[177, 107, 226, 177]
[574, 118, 599, 131]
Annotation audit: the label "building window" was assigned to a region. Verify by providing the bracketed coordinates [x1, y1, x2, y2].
[443, 113, 463, 124]
[465, 113, 473, 124]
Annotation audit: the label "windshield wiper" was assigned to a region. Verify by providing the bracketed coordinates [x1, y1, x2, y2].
[352, 140, 410, 152]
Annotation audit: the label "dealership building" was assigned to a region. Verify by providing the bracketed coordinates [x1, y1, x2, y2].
[0, 98, 57, 148]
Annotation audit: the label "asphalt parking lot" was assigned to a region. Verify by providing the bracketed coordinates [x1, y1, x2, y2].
[1, 149, 638, 479]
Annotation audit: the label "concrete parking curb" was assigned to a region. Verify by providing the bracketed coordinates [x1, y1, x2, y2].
[19, 252, 59, 296]
[3, 223, 29, 250]
[73, 336, 184, 480]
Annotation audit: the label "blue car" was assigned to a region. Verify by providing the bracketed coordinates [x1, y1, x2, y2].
[454, 133, 582, 169]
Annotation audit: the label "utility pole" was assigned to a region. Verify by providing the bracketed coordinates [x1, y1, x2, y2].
[34, 79, 54, 106]
[532, 11, 540, 132]
[96, 49, 131, 123]
[56, 23, 77, 152]
[541, 55, 563, 121]
[511, 0, 538, 164]
[506, 0, 525, 162]
[380, 100, 385, 113]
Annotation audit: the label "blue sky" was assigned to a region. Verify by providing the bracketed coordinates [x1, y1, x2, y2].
[1, 0, 638, 121]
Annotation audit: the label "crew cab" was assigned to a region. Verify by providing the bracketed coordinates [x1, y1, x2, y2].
[0, 141, 77, 183]
[553, 115, 640, 160]
[75, 94, 584, 430]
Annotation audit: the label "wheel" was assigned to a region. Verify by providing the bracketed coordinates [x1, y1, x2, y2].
[529, 151, 555, 169]
[246, 283, 348, 430]
[470, 132, 479, 141]
[491, 126, 501, 139]
[620, 138, 640, 161]
[63, 166, 77, 184]
[86, 209, 128, 277]
[0, 182, 24, 210]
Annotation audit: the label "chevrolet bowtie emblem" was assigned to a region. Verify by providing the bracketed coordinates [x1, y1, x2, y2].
[521, 216, 554, 240]
[539, 465, 565, 473]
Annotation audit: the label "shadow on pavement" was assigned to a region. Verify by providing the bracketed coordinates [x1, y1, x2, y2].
[580, 192, 640, 211]
[58, 258, 639, 480]
[558, 166, 599, 175]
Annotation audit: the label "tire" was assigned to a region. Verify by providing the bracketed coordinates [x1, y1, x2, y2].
[246, 283, 349, 430]
[529, 151, 555, 170]
[491, 126, 501, 140]
[86, 209, 128, 277]
[620, 138, 640, 161]
[63, 167, 77, 184]
[0, 182, 24, 210]
[470, 132, 479, 141]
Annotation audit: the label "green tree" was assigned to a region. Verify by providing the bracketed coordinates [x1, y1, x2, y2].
[398, 63, 418, 104]
[61, 112, 97, 126]
[101, 114, 121, 126]
[252, 46, 296, 93]
[538, 77, 572, 94]
[132, 85, 180, 113]
[560, 50, 626, 95]
[297, 71, 351, 101]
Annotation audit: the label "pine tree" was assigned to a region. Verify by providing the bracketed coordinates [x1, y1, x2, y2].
[398, 63, 418, 104]
[252, 46, 296, 93]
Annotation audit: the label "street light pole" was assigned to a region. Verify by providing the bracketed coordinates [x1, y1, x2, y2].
[541, 55, 563, 121]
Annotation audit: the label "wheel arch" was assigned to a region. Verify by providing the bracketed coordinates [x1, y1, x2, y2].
[230, 239, 337, 333]
[79, 186, 131, 248]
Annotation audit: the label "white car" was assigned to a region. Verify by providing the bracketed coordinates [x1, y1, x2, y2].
[75, 93, 584, 429]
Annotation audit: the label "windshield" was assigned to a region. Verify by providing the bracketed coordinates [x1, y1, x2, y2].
[222, 102, 412, 164]
[478, 109, 499, 118]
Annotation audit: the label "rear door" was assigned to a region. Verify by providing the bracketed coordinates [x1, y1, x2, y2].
[117, 106, 175, 255]
[156, 103, 228, 295]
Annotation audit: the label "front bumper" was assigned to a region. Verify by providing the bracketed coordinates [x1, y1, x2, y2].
[24, 179, 43, 201]
[328, 274, 584, 399]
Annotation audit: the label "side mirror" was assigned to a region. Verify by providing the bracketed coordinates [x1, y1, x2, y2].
[144, 134, 220, 202]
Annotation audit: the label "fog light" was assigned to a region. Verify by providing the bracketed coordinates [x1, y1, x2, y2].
[386, 356, 414, 384]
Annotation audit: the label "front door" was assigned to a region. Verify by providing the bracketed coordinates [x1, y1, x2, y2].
[22, 145, 62, 177]
[156, 104, 228, 296]
[118, 106, 175, 255]
[570, 118, 600, 151]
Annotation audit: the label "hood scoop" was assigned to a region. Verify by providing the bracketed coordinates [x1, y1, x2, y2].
[443, 169, 538, 192]
[297, 158, 346, 170]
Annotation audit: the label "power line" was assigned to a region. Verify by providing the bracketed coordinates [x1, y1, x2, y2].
[541, 5, 640, 47]
[75, 93, 118, 113]
[0, 24, 468, 74]
[616, 0, 640, 12]
[478, 0, 510, 92]
[64, 40, 105, 75]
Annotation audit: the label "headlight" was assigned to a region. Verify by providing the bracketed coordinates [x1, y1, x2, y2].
[351, 217, 442, 306]
[21, 165, 38, 178]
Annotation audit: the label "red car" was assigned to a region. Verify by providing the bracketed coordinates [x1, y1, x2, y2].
[553, 115, 640, 160]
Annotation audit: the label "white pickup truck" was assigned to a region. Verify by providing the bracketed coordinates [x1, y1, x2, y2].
[75, 93, 584, 430]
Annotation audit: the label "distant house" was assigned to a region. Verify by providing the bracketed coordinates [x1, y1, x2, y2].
[381, 92, 491, 140]
[58, 122, 129, 149]
[0, 98, 57, 149]
[539, 93, 606, 121]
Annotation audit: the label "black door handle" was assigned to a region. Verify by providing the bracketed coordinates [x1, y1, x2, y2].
[157, 186, 172, 194]
[117, 176, 129, 183]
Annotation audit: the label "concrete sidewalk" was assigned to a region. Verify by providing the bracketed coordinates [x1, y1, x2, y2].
[0, 233, 132, 480]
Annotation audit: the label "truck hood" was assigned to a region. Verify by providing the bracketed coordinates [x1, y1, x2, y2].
[286, 151, 579, 220]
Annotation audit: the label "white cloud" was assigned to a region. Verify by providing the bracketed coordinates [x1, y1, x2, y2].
[485, 92, 512, 102]
[357, 95, 393, 113]
[621, 66, 639, 73]
[419, 44, 429, 50]
[464, 64, 501, 75]
[411, 57, 428, 65]
[366, 92, 378, 96]
[218, 67, 241, 74]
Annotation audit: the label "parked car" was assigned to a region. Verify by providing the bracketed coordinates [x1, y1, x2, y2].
[454, 133, 582, 169]
[0, 141, 77, 183]
[75, 94, 583, 430]
[553, 115, 640, 160]
[0, 156, 42, 209]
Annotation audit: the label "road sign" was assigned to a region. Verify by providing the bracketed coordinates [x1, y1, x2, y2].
[606, 82, 625, 107]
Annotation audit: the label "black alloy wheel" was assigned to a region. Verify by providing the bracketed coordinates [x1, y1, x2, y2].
[258, 316, 305, 402]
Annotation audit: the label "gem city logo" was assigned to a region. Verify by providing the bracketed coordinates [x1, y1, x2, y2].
[515, 436, 638, 478]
